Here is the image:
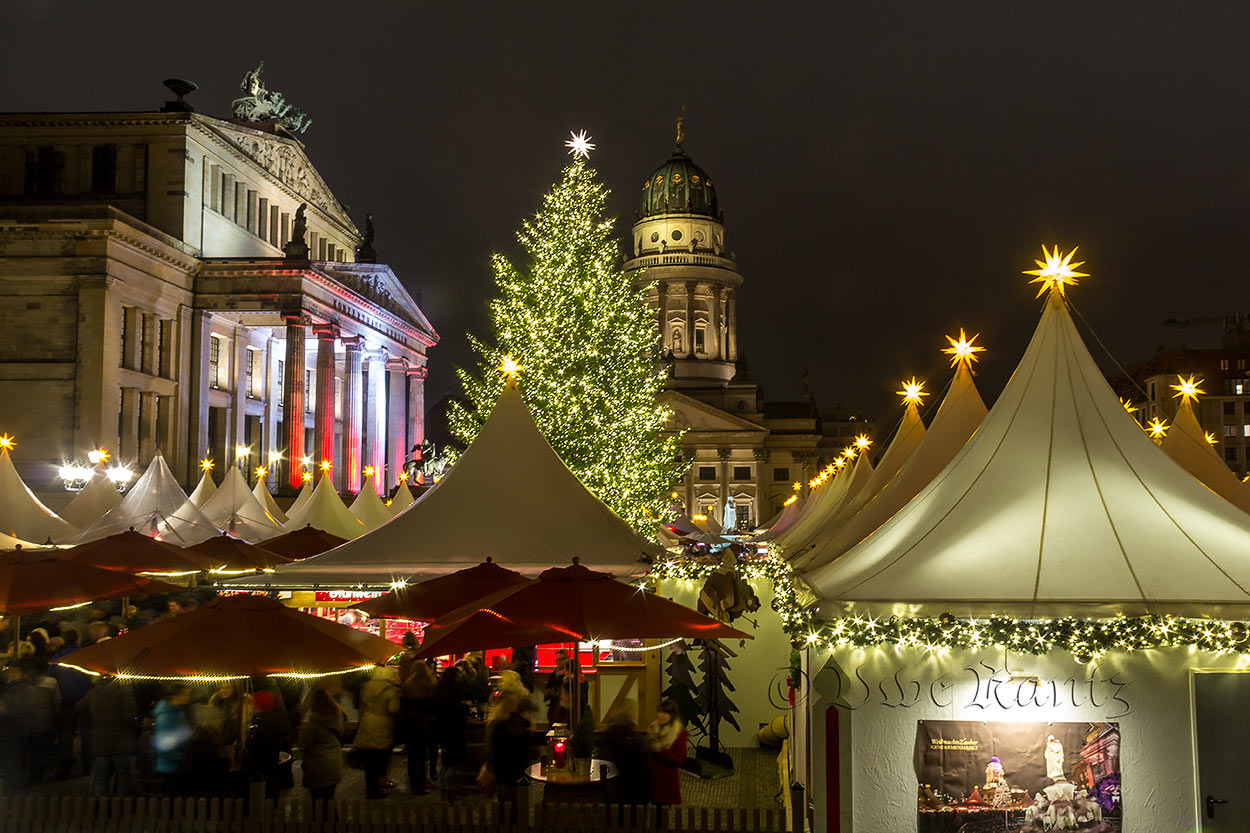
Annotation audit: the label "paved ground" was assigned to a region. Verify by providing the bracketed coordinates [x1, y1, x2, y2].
[18, 747, 784, 811]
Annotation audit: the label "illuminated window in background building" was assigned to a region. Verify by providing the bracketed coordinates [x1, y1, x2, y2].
[277, 360, 284, 405]
[1221, 358, 1231, 371]
[695, 326, 706, 353]
[1225, 378, 1250, 395]
[208, 336, 221, 389]
[1224, 425, 1238, 438]
[1239, 358, 1247, 371]
[1242, 424, 1250, 437]
[245, 349, 255, 399]
[305, 369, 312, 413]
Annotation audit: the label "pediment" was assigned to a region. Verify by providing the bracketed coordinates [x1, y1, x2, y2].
[319, 263, 438, 342]
[662, 391, 766, 434]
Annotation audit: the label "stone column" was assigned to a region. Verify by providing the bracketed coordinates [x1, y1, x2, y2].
[366, 351, 387, 495]
[752, 448, 770, 530]
[139, 391, 159, 465]
[312, 323, 339, 470]
[406, 365, 427, 476]
[717, 447, 731, 526]
[685, 281, 697, 358]
[656, 283, 668, 347]
[712, 286, 724, 360]
[230, 326, 247, 466]
[727, 290, 738, 361]
[341, 336, 364, 494]
[281, 316, 307, 489]
[119, 388, 139, 461]
[74, 279, 122, 454]
[386, 359, 408, 491]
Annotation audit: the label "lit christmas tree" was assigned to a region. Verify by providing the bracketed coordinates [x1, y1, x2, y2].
[449, 132, 686, 531]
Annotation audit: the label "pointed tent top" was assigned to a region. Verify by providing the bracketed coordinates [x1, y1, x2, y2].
[60, 470, 124, 528]
[188, 470, 218, 507]
[283, 476, 364, 541]
[350, 474, 393, 532]
[795, 361, 988, 572]
[1161, 398, 1250, 515]
[200, 467, 285, 543]
[252, 477, 288, 525]
[261, 380, 664, 581]
[389, 482, 415, 516]
[0, 448, 76, 543]
[773, 452, 873, 552]
[287, 479, 314, 517]
[808, 288, 1250, 617]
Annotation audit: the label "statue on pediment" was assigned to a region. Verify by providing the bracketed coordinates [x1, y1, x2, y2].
[355, 213, 376, 263]
[283, 202, 309, 260]
[232, 61, 312, 134]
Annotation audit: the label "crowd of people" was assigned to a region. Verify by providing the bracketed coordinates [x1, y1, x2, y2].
[0, 598, 693, 810]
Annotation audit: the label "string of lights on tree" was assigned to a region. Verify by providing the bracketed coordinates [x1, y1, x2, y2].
[449, 131, 685, 532]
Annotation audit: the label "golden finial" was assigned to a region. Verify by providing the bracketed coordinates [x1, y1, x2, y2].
[942, 329, 986, 369]
[1024, 245, 1088, 298]
[1171, 374, 1204, 403]
[897, 377, 927, 405]
[676, 105, 686, 146]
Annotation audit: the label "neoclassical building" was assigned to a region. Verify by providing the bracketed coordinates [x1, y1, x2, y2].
[625, 127, 821, 527]
[0, 88, 436, 498]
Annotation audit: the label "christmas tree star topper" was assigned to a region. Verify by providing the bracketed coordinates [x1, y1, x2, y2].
[943, 329, 985, 369]
[1024, 245, 1088, 298]
[897, 377, 927, 405]
[1171, 374, 1204, 403]
[564, 130, 595, 159]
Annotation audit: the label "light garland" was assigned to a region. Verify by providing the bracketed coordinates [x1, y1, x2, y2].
[56, 661, 384, 683]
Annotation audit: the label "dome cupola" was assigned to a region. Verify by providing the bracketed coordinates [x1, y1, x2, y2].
[638, 119, 719, 220]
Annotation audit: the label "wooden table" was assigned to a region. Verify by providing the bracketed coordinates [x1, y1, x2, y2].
[526, 759, 619, 804]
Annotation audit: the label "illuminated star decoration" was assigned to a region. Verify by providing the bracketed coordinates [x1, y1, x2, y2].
[1024, 245, 1088, 298]
[301, 472, 313, 482]
[1146, 417, 1169, 440]
[0, 433, 13, 451]
[897, 377, 927, 405]
[854, 434, 872, 451]
[1205, 432, 1218, 446]
[363, 465, 375, 478]
[199, 458, 214, 472]
[319, 460, 332, 472]
[564, 130, 595, 159]
[254, 466, 267, 478]
[1171, 374, 1205, 403]
[499, 354, 522, 380]
[942, 329, 986, 369]
[1120, 397, 1139, 415]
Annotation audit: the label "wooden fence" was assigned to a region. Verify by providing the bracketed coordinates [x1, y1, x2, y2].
[0, 782, 804, 833]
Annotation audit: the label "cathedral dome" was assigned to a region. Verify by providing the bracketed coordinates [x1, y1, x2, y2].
[638, 141, 719, 220]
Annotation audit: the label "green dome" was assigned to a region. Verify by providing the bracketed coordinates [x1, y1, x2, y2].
[638, 143, 719, 219]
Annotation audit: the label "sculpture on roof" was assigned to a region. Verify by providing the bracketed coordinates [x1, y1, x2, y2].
[232, 62, 312, 134]
[283, 202, 309, 260]
[355, 213, 376, 263]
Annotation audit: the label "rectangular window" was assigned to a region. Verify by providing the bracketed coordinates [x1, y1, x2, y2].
[91, 144, 118, 194]
[257, 198, 269, 240]
[1221, 358, 1231, 371]
[1224, 425, 1238, 438]
[773, 467, 790, 482]
[277, 360, 284, 405]
[694, 326, 706, 353]
[139, 313, 151, 373]
[246, 190, 258, 233]
[1226, 446, 1239, 462]
[697, 466, 717, 481]
[31, 145, 63, 196]
[208, 336, 221, 389]
[1225, 401, 1237, 417]
[269, 205, 280, 246]
[732, 465, 752, 481]
[1243, 424, 1250, 438]
[245, 349, 256, 399]
[1225, 379, 1250, 395]
[305, 369, 312, 413]
[1148, 382, 1156, 400]
[1239, 359, 1247, 371]
[119, 305, 128, 366]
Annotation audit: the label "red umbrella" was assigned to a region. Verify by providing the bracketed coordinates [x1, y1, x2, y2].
[0, 549, 184, 617]
[58, 529, 216, 575]
[416, 559, 749, 659]
[186, 533, 291, 572]
[55, 594, 399, 679]
[261, 525, 348, 560]
[356, 558, 531, 620]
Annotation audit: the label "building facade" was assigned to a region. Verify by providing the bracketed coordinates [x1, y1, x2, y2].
[625, 128, 821, 528]
[0, 99, 436, 498]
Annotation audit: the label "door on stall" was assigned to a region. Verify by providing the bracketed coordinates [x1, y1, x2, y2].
[1194, 671, 1250, 832]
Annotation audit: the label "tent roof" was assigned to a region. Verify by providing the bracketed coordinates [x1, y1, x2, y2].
[807, 290, 1250, 618]
[282, 475, 364, 541]
[287, 480, 313, 516]
[350, 476, 393, 532]
[200, 468, 285, 542]
[389, 483, 415, 516]
[188, 471, 217, 507]
[794, 364, 987, 571]
[59, 470, 123, 529]
[267, 380, 664, 580]
[1160, 398, 1250, 515]
[772, 453, 873, 552]
[0, 450, 76, 543]
[252, 479, 288, 525]
[60, 453, 220, 545]
[752, 493, 806, 542]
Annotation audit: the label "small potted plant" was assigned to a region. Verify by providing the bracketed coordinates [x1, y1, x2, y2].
[572, 707, 596, 778]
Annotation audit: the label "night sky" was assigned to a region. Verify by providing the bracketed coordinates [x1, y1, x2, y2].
[4, 2, 1249, 424]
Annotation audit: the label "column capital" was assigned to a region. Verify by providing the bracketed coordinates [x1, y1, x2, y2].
[717, 447, 732, 462]
[282, 312, 311, 327]
[312, 322, 341, 340]
[341, 334, 364, 350]
[386, 356, 409, 373]
[753, 448, 770, 463]
[407, 364, 428, 379]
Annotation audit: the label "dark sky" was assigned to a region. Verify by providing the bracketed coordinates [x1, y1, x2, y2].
[4, 2, 1249, 422]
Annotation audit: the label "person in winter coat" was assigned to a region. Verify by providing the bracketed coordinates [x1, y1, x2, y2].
[488, 698, 535, 817]
[646, 699, 687, 806]
[153, 684, 193, 794]
[433, 665, 468, 798]
[247, 688, 294, 798]
[14, 656, 60, 784]
[77, 675, 139, 796]
[400, 658, 438, 795]
[50, 628, 92, 778]
[354, 666, 401, 799]
[299, 682, 346, 803]
[598, 699, 651, 807]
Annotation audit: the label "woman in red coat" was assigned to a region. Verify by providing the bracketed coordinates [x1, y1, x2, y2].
[646, 699, 687, 805]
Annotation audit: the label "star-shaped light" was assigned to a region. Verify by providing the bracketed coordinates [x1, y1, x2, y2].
[363, 465, 375, 478]
[942, 329, 986, 369]
[564, 130, 595, 159]
[897, 377, 927, 405]
[1205, 432, 1218, 446]
[1171, 374, 1205, 403]
[300, 456, 312, 467]
[499, 355, 522, 380]
[0, 434, 14, 452]
[199, 458, 214, 472]
[398, 470, 408, 482]
[834, 457, 848, 469]
[1120, 398, 1139, 415]
[792, 481, 802, 492]
[254, 466, 267, 478]
[301, 471, 313, 482]
[854, 435, 872, 451]
[319, 460, 332, 472]
[1024, 245, 1088, 298]
[1146, 417, 1169, 439]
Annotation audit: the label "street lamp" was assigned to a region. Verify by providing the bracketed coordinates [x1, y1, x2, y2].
[105, 464, 133, 492]
[235, 444, 251, 469]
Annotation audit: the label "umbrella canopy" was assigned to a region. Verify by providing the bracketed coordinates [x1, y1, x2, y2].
[416, 560, 749, 658]
[252, 478, 288, 525]
[0, 550, 182, 616]
[54, 594, 400, 679]
[260, 526, 348, 560]
[0, 447, 76, 543]
[187, 533, 291, 573]
[58, 529, 217, 575]
[356, 559, 532, 621]
[60, 470, 124, 528]
[200, 468, 285, 543]
[349, 474, 393, 532]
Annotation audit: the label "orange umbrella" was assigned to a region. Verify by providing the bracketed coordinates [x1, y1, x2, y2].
[416, 559, 749, 659]
[54, 594, 399, 679]
[357, 558, 531, 621]
[261, 525, 348, 560]
[186, 533, 291, 572]
[59, 529, 216, 575]
[0, 549, 184, 616]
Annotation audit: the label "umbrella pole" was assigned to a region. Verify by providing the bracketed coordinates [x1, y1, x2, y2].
[9, 615, 17, 656]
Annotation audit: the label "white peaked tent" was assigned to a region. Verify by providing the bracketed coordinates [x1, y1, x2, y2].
[389, 483, 414, 516]
[200, 467, 285, 542]
[1161, 396, 1250, 514]
[349, 474, 393, 532]
[252, 478, 288, 524]
[287, 479, 313, 516]
[282, 475, 364, 541]
[59, 469, 123, 528]
[754, 493, 805, 541]
[0, 448, 76, 543]
[794, 363, 987, 571]
[774, 453, 874, 552]
[807, 289, 1250, 617]
[0, 530, 43, 549]
[188, 470, 218, 507]
[60, 452, 220, 545]
[268, 379, 665, 580]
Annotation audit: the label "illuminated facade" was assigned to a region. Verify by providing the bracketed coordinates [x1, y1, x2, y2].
[0, 102, 437, 498]
[624, 129, 820, 527]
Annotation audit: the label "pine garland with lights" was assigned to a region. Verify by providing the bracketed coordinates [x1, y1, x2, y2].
[449, 150, 685, 532]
